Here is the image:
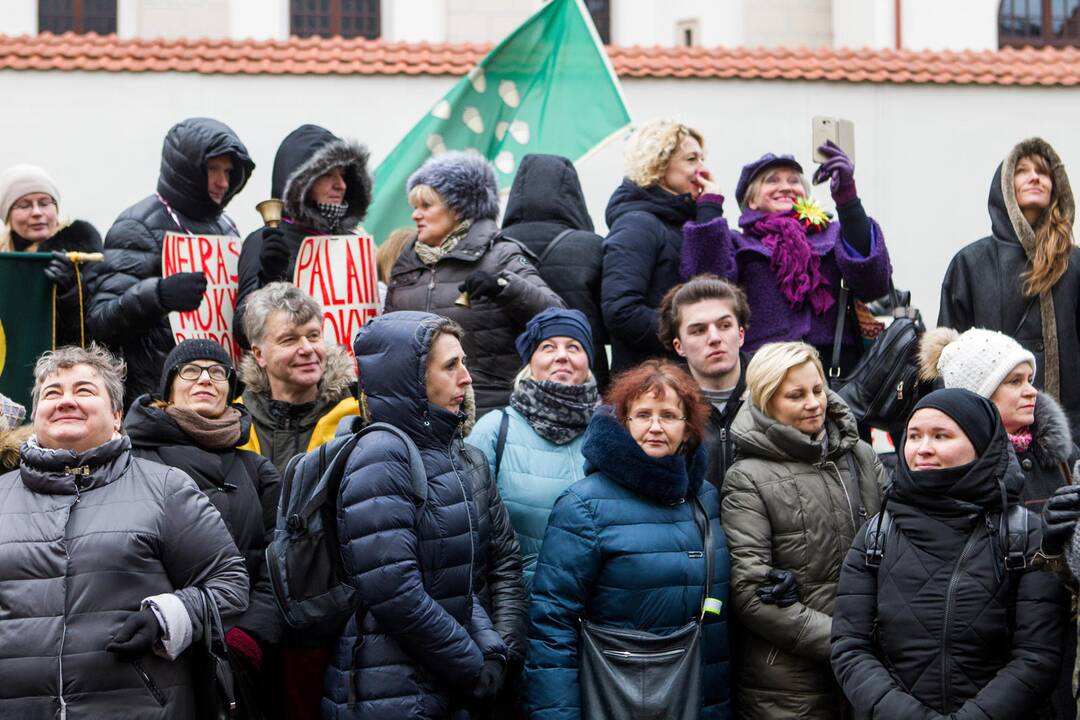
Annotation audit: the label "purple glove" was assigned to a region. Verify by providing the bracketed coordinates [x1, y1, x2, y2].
[812, 140, 857, 205]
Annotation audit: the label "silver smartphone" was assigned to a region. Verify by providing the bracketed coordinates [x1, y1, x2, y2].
[812, 116, 855, 166]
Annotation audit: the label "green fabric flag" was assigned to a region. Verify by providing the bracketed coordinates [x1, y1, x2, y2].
[0, 252, 53, 410]
[365, 0, 631, 244]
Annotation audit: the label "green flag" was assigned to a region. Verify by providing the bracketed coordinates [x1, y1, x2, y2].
[0, 253, 53, 409]
[365, 0, 631, 243]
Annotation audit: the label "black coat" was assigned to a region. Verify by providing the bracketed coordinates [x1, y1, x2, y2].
[501, 154, 609, 388]
[123, 396, 283, 645]
[702, 354, 747, 493]
[601, 179, 697, 373]
[831, 420, 1068, 719]
[88, 118, 254, 404]
[10, 220, 102, 347]
[234, 124, 372, 348]
[323, 311, 512, 720]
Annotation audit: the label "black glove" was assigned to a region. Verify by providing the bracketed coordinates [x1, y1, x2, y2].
[458, 271, 506, 301]
[158, 271, 207, 312]
[1041, 484, 1080, 555]
[106, 607, 162, 659]
[471, 657, 505, 699]
[44, 251, 76, 294]
[755, 568, 800, 608]
[258, 227, 291, 280]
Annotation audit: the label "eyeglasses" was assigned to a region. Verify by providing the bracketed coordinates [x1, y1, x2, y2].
[625, 412, 687, 429]
[11, 197, 56, 212]
[176, 363, 230, 382]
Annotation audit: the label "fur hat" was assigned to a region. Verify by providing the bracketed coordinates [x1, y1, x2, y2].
[919, 327, 1036, 398]
[0, 164, 60, 222]
[407, 151, 500, 222]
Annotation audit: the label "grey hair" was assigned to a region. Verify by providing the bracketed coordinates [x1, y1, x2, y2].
[31, 343, 126, 416]
[243, 282, 323, 346]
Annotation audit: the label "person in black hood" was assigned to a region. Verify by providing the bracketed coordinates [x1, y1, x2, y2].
[601, 119, 707, 373]
[124, 339, 282, 718]
[501, 153, 609, 388]
[939, 137, 1080, 440]
[832, 388, 1068, 720]
[88, 117, 254, 405]
[234, 124, 372, 348]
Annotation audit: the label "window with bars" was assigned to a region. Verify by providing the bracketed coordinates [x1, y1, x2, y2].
[1000, 0, 1080, 47]
[290, 0, 381, 39]
[38, 0, 117, 34]
[584, 0, 611, 44]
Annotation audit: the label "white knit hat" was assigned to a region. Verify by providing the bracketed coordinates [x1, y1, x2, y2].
[937, 328, 1037, 398]
[0, 164, 61, 222]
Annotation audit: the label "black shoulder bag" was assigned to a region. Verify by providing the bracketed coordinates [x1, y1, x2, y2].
[579, 496, 715, 720]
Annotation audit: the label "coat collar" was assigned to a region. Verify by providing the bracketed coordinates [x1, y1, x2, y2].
[19, 435, 132, 495]
[391, 218, 503, 276]
[731, 389, 859, 465]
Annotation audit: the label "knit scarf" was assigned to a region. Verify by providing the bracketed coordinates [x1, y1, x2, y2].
[316, 201, 349, 231]
[743, 211, 834, 316]
[165, 405, 243, 450]
[413, 220, 472, 267]
[510, 378, 598, 445]
[1009, 429, 1033, 454]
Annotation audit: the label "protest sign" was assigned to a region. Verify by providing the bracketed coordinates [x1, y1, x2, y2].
[293, 233, 380, 354]
[161, 233, 242, 363]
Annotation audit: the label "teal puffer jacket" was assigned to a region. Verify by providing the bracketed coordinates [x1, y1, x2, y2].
[467, 406, 587, 585]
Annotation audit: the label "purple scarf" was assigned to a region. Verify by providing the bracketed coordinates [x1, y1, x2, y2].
[741, 210, 834, 316]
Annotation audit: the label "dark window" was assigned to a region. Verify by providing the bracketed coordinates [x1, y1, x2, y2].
[1000, 0, 1080, 47]
[584, 0, 611, 44]
[39, 0, 117, 34]
[290, 0, 380, 39]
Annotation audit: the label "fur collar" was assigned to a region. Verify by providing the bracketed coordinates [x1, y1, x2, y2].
[283, 138, 372, 234]
[1000, 138, 1075, 257]
[1028, 391, 1074, 467]
[0, 425, 32, 473]
[731, 389, 860, 464]
[1, 218, 101, 254]
[238, 343, 355, 406]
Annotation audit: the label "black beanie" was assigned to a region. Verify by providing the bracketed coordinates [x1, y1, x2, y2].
[159, 339, 237, 402]
[910, 388, 1000, 456]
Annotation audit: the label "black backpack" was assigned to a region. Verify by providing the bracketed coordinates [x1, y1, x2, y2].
[265, 420, 427, 629]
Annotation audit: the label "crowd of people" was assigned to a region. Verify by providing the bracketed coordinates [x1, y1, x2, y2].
[1, 115, 1079, 720]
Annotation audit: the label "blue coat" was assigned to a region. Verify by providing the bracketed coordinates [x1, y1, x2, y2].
[523, 412, 732, 720]
[466, 406, 587, 586]
[322, 311, 508, 720]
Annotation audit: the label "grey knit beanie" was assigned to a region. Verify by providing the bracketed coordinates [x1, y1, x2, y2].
[407, 150, 500, 222]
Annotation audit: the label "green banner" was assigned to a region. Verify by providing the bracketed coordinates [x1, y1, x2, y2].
[0, 252, 53, 410]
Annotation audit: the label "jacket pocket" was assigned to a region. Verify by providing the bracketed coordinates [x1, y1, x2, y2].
[132, 660, 167, 707]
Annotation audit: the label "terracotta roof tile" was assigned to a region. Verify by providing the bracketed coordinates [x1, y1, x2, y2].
[1, 32, 1079, 85]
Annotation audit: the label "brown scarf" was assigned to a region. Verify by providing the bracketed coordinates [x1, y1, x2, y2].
[165, 405, 243, 450]
[413, 219, 471, 266]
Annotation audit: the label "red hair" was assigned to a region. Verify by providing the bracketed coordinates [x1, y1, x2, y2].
[604, 359, 710, 453]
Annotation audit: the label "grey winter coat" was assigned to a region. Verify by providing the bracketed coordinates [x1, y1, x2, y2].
[385, 219, 565, 416]
[0, 436, 249, 718]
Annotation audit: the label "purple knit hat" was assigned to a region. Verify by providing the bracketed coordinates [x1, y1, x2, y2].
[735, 153, 804, 208]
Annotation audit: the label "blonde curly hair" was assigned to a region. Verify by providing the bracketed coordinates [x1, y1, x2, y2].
[624, 119, 704, 188]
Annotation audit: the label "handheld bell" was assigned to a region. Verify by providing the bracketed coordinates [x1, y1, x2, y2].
[454, 290, 472, 309]
[256, 199, 284, 228]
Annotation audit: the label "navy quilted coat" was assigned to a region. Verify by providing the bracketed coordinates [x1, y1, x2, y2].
[322, 311, 508, 719]
[523, 411, 732, 720]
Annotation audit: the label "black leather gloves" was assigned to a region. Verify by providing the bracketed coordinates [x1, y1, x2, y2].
[756, 568, 800, 608]
[158, 271, 207, 312]
[259, 227, 291, 281]
[458, 271, 507, 301]
[44, 251, 76, 294]
[106, 607, 162, 659]
[1042, 484, 1080, 555]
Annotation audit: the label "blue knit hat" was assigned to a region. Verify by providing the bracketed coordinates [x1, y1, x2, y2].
[735, 153, 804, 209]
[515, 308, 594, 367]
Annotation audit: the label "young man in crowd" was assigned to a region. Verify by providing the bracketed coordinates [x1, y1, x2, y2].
[659, 273, 749, 490]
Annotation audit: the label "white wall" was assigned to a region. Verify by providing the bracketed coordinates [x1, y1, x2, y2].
[2, 1, 37, 35]
[610, 1, 741, 48]
[228, 0, 289, 40]
[0, 67, 1071, 325]
[384, 0, 447, 42]
[832, 0, 895, 49]
[901, 0, 999, 50]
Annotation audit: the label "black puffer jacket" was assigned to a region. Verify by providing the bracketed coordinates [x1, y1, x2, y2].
[501, 154, 609, 388]
[702, 353, 747, 492]
[385, 220, 565, 416]
[0, 436, 248, 718]
[234, 124, 372, 348]
[939, 137, 1080, 439]
[322, 311, 510, 720]
[601, 178, 697, 373]
[831, 420, 1068, 719]
[123, 396, 283, 645]
[88, 118, 254, 403]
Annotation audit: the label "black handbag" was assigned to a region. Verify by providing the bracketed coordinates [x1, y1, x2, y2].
[579, 496, 714, 720]
[829, 281, 927, 428]
[192, 589, 241, 720]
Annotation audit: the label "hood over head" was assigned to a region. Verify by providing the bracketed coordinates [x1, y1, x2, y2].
[604, 177, 696, 229]
[503, 154, 593, 231]
[988, 137, 1075, 253]
[157, 117, 254, 221]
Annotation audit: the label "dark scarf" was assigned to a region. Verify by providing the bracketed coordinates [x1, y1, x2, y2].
[315, 200, 349, 232]
[165, 405, 243, 450]
[510, 377, 598, 444]
[740, 209, 834, 315]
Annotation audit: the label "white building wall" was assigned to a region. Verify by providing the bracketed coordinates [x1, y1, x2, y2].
[228, 0, 289, 40]
[832, 0, 895, 50]
[742, 0, 833, 48]
[610, 1, 739, 48]
[383, 0, 447, 43]
[901, 0, 999, 50]
[134, 0, 232, 39]
[2, 1, 37, 35]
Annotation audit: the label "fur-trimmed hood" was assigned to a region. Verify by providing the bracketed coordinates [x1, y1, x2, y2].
[407, 150, 500, 223]
[1028, 391, 1074, 467]
[991, 137, 1075, 254]
[0, 425, 32, 473]
[238, 342, 355, 406]
[272, 124, 372, 234]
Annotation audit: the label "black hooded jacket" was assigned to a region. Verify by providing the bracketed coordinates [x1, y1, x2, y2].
[501, 154, 609, 388]
[831, 419, 1068, 719]
[88, 118, 254, 403]
[702, 353, 747, 492]
[601, 178, 697, 372]
[234, 124, 372, 348]
[939, 138, 1080, 439]
[123, 396, 283, 645]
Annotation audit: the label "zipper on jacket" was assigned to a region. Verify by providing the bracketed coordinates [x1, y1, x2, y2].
[824, 461, 858, 531]
[132, 660, 167, 706]
[942, 522, 983, 711]
[448, 441, 476, 600]
[601, 648, 686, 660]
[425, 269, 436, 312]
[57, 485, 81, 719]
